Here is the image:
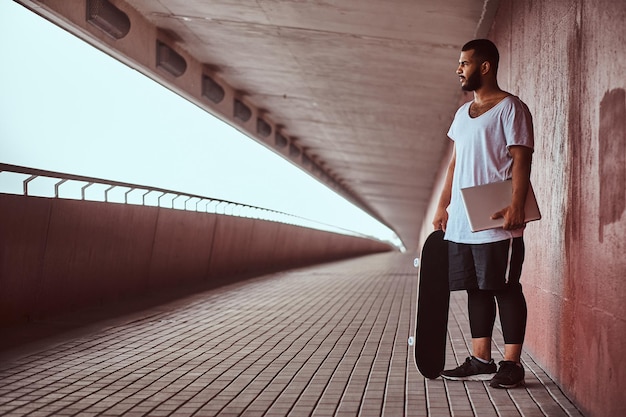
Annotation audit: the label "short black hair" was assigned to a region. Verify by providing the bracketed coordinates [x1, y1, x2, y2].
[462, 39, 499, 74]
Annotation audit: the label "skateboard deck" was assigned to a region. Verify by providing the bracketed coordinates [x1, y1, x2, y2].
[415, 229, 450, 379]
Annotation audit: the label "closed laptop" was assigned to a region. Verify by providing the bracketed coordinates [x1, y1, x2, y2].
[460, 179, 541, 232]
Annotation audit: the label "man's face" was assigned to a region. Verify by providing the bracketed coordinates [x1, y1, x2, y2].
[457, 50, 482, 91]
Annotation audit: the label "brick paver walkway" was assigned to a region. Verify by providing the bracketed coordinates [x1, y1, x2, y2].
[0, 253, 583, 416]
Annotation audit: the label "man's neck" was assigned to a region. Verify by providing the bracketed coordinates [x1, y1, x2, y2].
[468, 84, 511, 118]
[472, 83, 507, 104]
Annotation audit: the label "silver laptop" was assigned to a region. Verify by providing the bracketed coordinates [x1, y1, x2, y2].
[460, 179, 541, 232]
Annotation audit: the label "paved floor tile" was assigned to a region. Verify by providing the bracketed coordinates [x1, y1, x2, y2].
[0, 253, 584, 416]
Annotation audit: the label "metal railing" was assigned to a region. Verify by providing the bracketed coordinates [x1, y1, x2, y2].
[0, 163, 389, 243]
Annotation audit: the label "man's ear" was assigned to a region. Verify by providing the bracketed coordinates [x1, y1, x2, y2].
[481, 61, 491, 75]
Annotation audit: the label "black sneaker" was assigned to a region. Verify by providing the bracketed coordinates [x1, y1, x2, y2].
[440, 356, 497, 381]
[489, 361, 525, 388]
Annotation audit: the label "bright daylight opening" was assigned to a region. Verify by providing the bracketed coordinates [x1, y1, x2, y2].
[0, 1, 405, 251]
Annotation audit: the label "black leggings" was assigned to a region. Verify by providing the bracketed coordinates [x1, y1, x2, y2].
[467, 283, 527, 344]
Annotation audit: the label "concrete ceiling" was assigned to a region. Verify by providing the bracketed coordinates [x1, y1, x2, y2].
[19, 0, 499, 251]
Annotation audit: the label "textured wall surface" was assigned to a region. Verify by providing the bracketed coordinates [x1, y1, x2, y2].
[421, 2, 625, 416]
[491, 1, 626, 416]
[0, 194, 391, 326]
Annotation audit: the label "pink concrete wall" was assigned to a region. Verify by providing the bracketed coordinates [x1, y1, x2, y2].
[0, 194, 391, 326]
[491, 2, 626, 416]
[421, 2, 625, 415]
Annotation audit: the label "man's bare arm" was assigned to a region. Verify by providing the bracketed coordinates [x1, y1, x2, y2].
[432, 147, 456, 231]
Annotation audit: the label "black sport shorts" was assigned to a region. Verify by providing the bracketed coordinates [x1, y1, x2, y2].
[448, 237, 525, 291]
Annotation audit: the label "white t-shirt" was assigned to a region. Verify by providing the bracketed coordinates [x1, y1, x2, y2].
[445, 95, 534, 244]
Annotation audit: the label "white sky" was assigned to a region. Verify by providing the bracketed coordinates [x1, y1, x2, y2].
[0, 1, 403, 249]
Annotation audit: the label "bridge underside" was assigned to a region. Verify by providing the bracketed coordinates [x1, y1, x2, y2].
[5, 1, 626, 416]
[15, 0, 499, 250]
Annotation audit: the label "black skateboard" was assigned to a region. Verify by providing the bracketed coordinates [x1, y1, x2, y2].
[415, 229, 450, 379]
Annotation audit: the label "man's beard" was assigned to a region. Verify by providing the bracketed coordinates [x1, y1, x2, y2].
[461, 69, 482, 91]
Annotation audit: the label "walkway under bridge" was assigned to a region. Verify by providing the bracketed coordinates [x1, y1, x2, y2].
[0, 253, 583, 417]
